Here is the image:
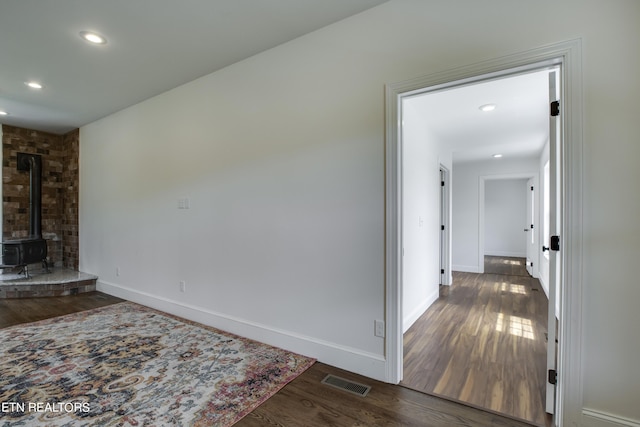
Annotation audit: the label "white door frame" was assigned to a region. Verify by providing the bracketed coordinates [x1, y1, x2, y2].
[384, 39, 583, 426]
[525, 177, 537, 277]
[440, 165, 451, 286]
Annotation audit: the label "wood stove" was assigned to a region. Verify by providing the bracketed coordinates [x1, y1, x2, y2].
[1, 152, 49, 277]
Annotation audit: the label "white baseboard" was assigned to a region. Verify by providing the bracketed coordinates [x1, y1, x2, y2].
[538, 274, 550, 298]
[485, 251, 526, 258]
[402, 287, 439, 333]
[583, 409, 640, 427]
[452, 264, 480, 273]
[97, 280, 387, 382]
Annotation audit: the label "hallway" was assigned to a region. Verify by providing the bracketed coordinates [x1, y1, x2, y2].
[402, 256, 550, 426]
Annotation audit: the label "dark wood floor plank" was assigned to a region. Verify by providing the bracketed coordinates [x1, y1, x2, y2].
[237, 363, 535, 427]
[402, 256, 550, 426]
[484, 255, 531, 276]
[2, 289, 537, 426]
[0, 291, 125, 328]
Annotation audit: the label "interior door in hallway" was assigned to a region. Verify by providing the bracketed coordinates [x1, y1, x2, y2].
[545, 68, 561, 416]
[525, 178, 535, 276]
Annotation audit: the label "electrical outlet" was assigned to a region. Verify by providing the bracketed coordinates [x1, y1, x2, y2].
[374, 320, 385, 338]
[179, 281, 186, 293]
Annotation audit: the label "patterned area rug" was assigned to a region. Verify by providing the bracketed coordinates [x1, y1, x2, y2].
[0, 302, 315, 426]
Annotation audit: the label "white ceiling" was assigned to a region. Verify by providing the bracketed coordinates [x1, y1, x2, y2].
[0, 1, 553, 163]
[0, 0, 387, 134]
[405, 69, 552, 163]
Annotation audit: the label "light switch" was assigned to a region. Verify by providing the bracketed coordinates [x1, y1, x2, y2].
[178, 198, 190, 209]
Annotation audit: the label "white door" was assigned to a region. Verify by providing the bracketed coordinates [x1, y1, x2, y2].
[546, 69, 561, 416]
[439, 168, 449, 286]
[525, 179, 535, 276]
[440, 169, 445, 285]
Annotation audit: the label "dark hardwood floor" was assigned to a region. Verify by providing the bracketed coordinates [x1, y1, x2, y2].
[1, 290, 536, 426]
[237, 362, 534, 427]
[0, 291, 125, 327]
[402, 256, 550, 426]
[484, 255, 533, 277]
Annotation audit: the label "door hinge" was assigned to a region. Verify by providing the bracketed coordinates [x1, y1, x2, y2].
[441, 225, 445, 231]
[441, 269, 445, 274]
[531, 224, 534, 229]
[441, 180, 445, 187]
[531, 186, 534, 191]
[551, 100, 560, 117]
[548, 369, 558, 385]
[550, 235, 560, 251]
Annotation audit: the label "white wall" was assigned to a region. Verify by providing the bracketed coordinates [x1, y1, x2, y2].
[452, 157, 539, 272]
[400, 100, 441, 332]
[484, 179, 528, 257]
[80, 0, 640, 424]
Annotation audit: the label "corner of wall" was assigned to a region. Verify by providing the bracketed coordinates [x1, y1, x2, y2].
[1, 125, 79, 268]
[402, 287, 439, 333]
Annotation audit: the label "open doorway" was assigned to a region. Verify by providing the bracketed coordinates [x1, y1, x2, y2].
[400, 69, 552, 424]
[479, 174, 540, 277]
[385, 40, 582, 425]
[385, 39, 584, 427]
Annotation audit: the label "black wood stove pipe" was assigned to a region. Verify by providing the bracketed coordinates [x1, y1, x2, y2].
[17, 152, 43, 239]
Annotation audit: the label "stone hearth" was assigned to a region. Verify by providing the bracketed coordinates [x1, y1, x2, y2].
[0, 268, 97, 298]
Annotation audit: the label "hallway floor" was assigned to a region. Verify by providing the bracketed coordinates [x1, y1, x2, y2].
[402, 256, 550, 426]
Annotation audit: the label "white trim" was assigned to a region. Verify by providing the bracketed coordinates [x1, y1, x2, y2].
[582, 409, 640, 427]
[556, 38, 584, 427]
[385, 39, 583, 427]
[97, 280, 388, 381]
[452, 264, 481, 273]
[485, 251, 527, 258]
[384, 73, 403, 384]
[439, 165, 452, 287]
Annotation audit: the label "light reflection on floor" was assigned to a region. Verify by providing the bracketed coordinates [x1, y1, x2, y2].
[496, 313, 535, 340]
[499, 282, 528, 295]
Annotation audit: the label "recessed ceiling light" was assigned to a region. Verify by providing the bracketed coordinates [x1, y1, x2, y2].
[80, 31, 107, 45]
[493, 154, 503, 158]
[25, 81, 43, 89]
[479, 104, 496, 112]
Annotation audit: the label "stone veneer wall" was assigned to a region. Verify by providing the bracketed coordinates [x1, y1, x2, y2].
[61, 129, 79, 270]
[2, 125, 79, 269]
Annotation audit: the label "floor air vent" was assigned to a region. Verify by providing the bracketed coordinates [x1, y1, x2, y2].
[321, 374, 371, 397]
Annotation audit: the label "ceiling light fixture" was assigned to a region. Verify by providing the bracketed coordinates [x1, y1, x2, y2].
[0, 110, 8, 116]
[493, 154, 503, 158]
[479, 104, 496, 112]
[25, 81, 43, 90]
[80, 31, 107, 45]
